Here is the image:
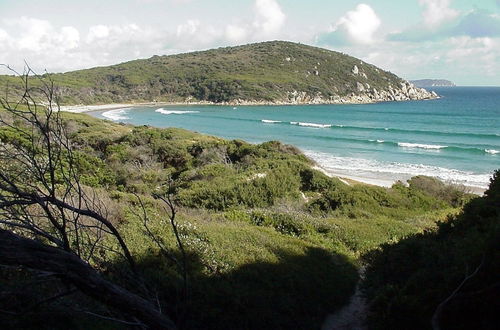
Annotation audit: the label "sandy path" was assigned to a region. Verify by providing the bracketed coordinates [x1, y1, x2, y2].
[321, 267, 368, 330]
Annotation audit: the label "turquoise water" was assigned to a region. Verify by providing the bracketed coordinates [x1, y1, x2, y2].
[94, 87, 500, 189]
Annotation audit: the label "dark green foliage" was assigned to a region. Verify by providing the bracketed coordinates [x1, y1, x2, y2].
[300, 168, 339, 192]
[0, 41, 405, 105]
[363, 170, 500, 330]
[0, 267, 121, 330]
[184, 247, 357, 329]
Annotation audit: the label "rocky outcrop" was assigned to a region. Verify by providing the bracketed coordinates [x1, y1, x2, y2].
[223, 80, 438, 106]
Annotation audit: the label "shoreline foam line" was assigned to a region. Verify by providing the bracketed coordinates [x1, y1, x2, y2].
[303, 150, 492, 190]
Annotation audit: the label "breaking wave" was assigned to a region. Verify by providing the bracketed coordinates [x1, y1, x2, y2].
[155, 108, 200, 115]
[398, 142, 447, 150]
[102, 108, 130, 121]
[290, 121, 332, 128]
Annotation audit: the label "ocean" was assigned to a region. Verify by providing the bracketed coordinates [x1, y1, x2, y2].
[93, 87, 500, 190]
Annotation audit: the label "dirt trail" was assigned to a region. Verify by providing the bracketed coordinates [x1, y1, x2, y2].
[321, 267, 367, 330]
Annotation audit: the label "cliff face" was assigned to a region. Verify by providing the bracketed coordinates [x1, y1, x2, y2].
[0, 41, 438, 105]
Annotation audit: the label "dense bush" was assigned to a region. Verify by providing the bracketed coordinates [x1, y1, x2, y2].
[408, 175, 475, 207]
[363, 170, 500, 330]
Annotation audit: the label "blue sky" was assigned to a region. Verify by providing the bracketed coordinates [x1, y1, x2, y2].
[1, 0, 499, 85]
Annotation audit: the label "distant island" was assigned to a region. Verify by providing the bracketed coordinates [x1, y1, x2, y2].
[410, 79, 456, 87]
[0, 41, 437, 105]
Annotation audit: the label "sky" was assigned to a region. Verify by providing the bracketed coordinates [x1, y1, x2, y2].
[0, 0, 499, 86]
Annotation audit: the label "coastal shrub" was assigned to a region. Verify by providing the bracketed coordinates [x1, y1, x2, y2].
[197, 163, 234, 179]
[155, 142, 192, 169]
[74, 151, 116, 188]
[408, 175, 475, 207]
[189, 142, 231, 166]
[307, 186, 346, 213]
[177, 156, 303, 210]
[363, 170, 500, 330]
[248, 211, 312, 237]
[226, 139, 262, 163]
[259, 140, 306, 158]
[299, 168, 339, 192]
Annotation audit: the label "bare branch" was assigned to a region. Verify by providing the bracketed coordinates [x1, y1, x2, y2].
[431, 256, 485, 330]
[0, 228, 177, 329]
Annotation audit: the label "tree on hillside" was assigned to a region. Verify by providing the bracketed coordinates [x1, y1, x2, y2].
[0, 67, 178, 329]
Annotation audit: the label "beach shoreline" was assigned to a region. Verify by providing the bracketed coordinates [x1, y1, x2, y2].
[71, 103, 488, 196]
[312, 164, 486, 195]
[57, 93, 440, 113]
[59, 102, 170, 113]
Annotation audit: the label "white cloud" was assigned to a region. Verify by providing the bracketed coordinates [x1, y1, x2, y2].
[3, 17, 80, 53]
[318, 4, 381, 45]
[419, 0, 459, 28]
[13, 17, 52, 52]
[0, 17, 81, 71]
[59, 27, 80, 49]
[225, 24, 248, 43]
[446, 36, 495, 60]
[0, 28, 10, 43]
[86, 25, 110, 43]
[176, 19, 200, 37]
[253, 0, 286, 36]
[0, 18, 168, 73]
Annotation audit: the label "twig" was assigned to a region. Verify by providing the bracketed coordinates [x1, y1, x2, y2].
[431, 256, 485, 330]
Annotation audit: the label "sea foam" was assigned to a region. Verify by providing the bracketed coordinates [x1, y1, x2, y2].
[303, 150, 491, 189]
[102, 108, 130, 121]
[155, 108, 200, 115]
[261, 119, 282, 123]
[290, 121, 332, 128]
[398, 142, 447, 150]
[485, 149, 499, 155]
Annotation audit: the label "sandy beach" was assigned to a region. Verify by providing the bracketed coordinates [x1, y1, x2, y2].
[313, 165, 486, 195]
[58, 102, 165, 113]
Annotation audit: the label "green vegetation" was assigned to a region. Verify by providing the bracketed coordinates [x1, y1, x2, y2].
[1, 98, 497, 329]
[0, 41, 405, 105]
[363, 171, 499, 330]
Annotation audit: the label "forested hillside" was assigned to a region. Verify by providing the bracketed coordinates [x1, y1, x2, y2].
[0, 41, 436, 105]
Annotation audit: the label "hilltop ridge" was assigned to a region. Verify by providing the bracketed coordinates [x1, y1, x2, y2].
[1, 41, 437, 105]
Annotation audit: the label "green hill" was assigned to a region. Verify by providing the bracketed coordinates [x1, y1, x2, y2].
[1, 41, 436, 105]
